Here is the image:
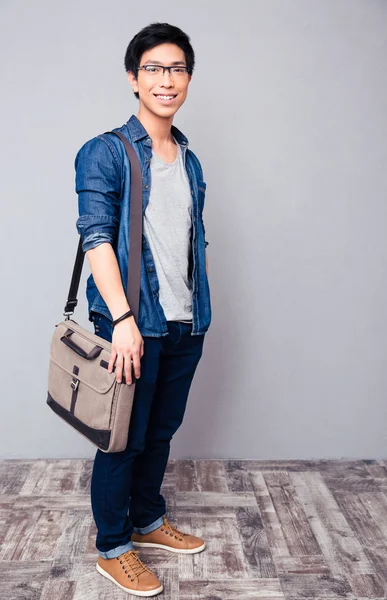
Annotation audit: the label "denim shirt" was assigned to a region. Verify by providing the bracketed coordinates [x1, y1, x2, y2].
[74, 114, 211, 337]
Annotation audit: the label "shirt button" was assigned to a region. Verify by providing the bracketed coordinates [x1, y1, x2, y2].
[144, 184, 149, 188]
[148, 266, 154, 272]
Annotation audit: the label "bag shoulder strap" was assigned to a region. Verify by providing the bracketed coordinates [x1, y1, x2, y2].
[64, 130, 143, 324]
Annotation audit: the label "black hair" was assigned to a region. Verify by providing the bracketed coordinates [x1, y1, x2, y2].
[124, 22, 195, 99]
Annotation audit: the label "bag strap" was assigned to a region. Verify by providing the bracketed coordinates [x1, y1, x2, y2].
[64, 130, 143, 324]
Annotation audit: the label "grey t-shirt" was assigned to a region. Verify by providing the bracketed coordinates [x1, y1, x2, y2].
[143, 136, 193, 322]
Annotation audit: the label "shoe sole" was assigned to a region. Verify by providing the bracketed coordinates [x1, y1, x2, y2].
[96, 563, 163, 597]
[132, 541, 206, 554]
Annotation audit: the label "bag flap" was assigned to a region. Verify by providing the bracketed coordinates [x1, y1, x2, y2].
[50, 319, 116, 394]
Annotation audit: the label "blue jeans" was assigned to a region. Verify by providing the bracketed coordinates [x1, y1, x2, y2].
[90, 312, 205, 558]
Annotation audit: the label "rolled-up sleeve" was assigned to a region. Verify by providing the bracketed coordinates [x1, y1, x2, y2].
[75, 136, 121, 252]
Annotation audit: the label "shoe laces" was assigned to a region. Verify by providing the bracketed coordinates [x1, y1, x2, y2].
[116, 550, 152, 579]
[161, 517, 187, 540]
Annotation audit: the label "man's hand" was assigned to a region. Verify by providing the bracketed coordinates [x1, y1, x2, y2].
[85, 243, 144, 384]
[108, 317, 144, 385]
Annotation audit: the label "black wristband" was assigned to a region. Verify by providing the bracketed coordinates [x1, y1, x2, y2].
[112, 309, 133, 327]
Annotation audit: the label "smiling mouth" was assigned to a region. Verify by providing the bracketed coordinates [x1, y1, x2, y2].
[153, 94, 178, 99]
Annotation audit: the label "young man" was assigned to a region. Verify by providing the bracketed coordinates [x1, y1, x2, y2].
[74, 23, 211, 596]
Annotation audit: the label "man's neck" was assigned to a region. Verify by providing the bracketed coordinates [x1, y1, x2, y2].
[136, 107, 174, 145]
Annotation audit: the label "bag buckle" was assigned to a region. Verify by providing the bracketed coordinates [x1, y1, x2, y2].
[71, 378, 79, 391]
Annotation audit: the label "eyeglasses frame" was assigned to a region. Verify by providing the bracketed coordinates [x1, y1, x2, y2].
[137, 64, 191, 76]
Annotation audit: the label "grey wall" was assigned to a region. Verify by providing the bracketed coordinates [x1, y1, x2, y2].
[1, 0, 387, 459]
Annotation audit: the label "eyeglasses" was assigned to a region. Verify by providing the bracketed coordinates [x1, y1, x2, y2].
[137, 64, 190, 77]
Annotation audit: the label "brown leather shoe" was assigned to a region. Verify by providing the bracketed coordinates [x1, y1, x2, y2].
[132, 516, 206, 554]
[96, 549, 163, 597]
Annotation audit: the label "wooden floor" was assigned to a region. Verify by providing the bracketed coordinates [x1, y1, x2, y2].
[1, 459, 387, 599]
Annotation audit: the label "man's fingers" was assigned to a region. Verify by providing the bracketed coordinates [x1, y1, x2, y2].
[110, 345, 142, 385]
[132, 351, 141, 379]
[123, 353, 133, 385]
[115, 354, 124, 383]
[108, 349, 117, 374]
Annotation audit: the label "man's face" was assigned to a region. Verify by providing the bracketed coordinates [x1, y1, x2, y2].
[128, 43, 192, 117]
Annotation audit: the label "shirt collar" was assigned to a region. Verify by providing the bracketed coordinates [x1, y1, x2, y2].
[126, 113, 189, 147]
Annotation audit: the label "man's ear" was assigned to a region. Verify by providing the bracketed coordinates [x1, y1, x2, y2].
[127, 71, 139, 94]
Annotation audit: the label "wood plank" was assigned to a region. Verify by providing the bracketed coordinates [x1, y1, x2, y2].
[225, 460, 253, 491]
[176, 505, 237, 519]
[194, 460, 229, 492]
[274, 554, 330, 575]
[0, 508, 43, 561]
[0, 581, 44, 599]
[74, 459, 93, 495]
[177, 492, 256, 508]
[179, 578, 284, 599]
[18, 459, 85, 496]
[40, 580, 76, 600]
[235, 506, 277, 578]
[13, 495, 91, 510]
[52, 509, 93, 569]
[263, 471, 322, 556]
[244, 459, 372, 474]
[279, 572, 353, 599]
[176, 459, 229, 492]
[0, 507, 13, 544]
[176, 460, 198, 492]
[250, 471, 291, 558]
[0, 461, 33, 495]
[347, 491, 387, 587]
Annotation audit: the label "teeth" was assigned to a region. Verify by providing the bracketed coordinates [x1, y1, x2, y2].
[156, 95, 175, 100]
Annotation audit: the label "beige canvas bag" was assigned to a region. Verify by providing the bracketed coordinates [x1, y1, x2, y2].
[47, 130, 142, 453]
